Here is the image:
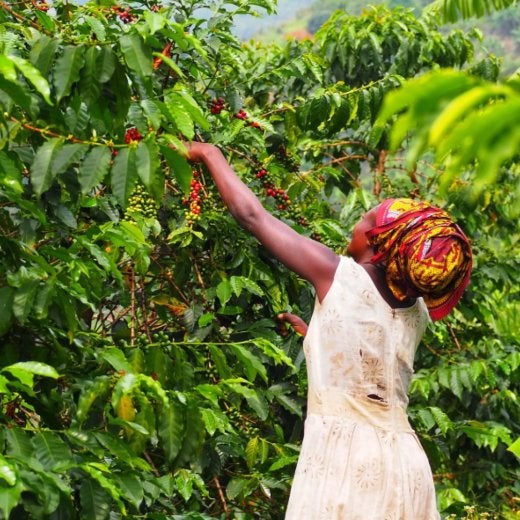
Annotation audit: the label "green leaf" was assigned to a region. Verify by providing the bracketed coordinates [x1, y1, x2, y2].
[143, 11, 166, 34]
[0, 55, 17, 83]
[425, 0, 517, 22]
[116, 474, 144, 510]
[52, 143, 88, 176]
[226, 383, 269, 420]
[136, 138, 160, 190]
[80, 463, 126, 514]
[429, 85, 508, 146]
[76, 376, 111, 425]
[79, 146, 112, 194]
[0, 76, 33, 112]
[93, 433, 151, 471]
[429, 406, 453, 435]
[161, 144, 192, 194]
[10, 55, 52, 104]
[245, 436, 260, 470]
[216, 280, 232, 307]
[170, 88, 209, 130]
[507, 437, 520, 458]
[3, 361, 59, 381]
[4, 428, 33, 461]
[0, 455, 16, 486]
[233, 276, 264, 297]
[0, 286, 14, 336]
[111, 146, 138, 207]
[79, 478, 113, 520]
[159, 401, 185, 464]
[141, 98, 163, 130]
[84, 15, 107, 42]
[97, 46, 116, 83]
[0, 152, 23, 194]
[200, 408, 229, 436]
[31, 138, 64, 196]
[101, 347, 135, 374]
[268, 385, 302, 417]
[32, 431, 72, 470]
[34, 9, 55, 31]
[174, 469, 194, 502]
[120, 33, 152, 78]
[81, 46, 103, 103]
[268, 455, 299, 472]
[12, 281, 38, 323]
[29, 35, 58, 77]
[163, 93, 195, 139]
[53, 45, 86, 102]
[226, 477, 247, 500]
[0, 481, 23, 519]
[229, 344, 267, 382]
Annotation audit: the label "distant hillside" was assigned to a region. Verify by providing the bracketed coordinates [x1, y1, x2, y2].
[232, 0, 316, 40]
[234, 0, 519, 76]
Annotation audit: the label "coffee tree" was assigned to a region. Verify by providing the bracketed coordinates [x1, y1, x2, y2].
[0, 0, 517, 518]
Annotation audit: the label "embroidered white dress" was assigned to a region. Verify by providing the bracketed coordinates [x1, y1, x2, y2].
[285, 256, 440, 520]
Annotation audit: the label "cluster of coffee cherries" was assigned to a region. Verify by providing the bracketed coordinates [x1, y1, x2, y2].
[227, 405, 261, 437]
[233, 108, 262, 130]
[203, 347, 219, 383]
[209, 98, 226, 115]
[234, 109, 248, 120]
[275, 145, 300, 173]
[124, 182, 157, 222]
[252, 165, 292, 212]
[124, 127, 142, 144]
[182, 171, 205, 225]
[112, 5, 135, 23]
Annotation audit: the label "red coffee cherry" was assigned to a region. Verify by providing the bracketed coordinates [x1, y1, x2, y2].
[210, 98, 226, 115]
[124, 128, 142, 143]
[234, 109, 248, 120]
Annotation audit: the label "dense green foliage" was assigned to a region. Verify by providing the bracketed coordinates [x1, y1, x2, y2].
[0, 0, 518, 518]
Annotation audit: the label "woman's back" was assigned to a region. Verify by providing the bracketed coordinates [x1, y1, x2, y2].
[285, 257, 439, 520]
[304, 256, 429, 408]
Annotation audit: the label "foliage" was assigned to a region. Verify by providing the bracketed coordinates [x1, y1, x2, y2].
[371, 68, 520, 198]
[425, 0, 518, 23]
[0, 0, 518, 518]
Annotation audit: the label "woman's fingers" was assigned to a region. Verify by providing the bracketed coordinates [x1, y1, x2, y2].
[276, 313, 308, 337]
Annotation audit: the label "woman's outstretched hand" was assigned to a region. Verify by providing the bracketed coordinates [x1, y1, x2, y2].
[182, 141, 217, 163]
[277, 313, 308, 337]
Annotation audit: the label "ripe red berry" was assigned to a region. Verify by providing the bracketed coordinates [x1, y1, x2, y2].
[124, 128, 142, 143]
[210, 98, 226, 115]
[118, 7, 135, 23]
[234, 109, 248, 120]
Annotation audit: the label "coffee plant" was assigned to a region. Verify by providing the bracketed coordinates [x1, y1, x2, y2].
[0, 0, 517, 518]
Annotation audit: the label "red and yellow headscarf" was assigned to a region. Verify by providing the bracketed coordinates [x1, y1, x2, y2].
[366, 198, 472, 320]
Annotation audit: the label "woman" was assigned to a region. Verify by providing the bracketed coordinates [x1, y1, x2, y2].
[184, 142, 472, 519]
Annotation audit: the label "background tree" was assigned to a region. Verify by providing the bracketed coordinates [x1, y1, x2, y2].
[0, 0, 517, 518]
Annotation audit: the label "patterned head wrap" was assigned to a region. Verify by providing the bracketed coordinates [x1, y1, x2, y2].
[366, 198, 472, 320]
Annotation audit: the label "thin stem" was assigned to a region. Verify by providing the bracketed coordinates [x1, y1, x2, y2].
[0, 2, 52, 35]
[213, 476, 229, 514]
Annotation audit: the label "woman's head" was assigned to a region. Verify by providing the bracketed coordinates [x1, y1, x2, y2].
[365, 198, 472, 320]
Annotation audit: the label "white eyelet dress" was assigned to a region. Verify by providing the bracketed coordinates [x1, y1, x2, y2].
[285, 256, 440, 520]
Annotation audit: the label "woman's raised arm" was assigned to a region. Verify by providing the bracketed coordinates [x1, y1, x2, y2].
[185, 142, 339, 302]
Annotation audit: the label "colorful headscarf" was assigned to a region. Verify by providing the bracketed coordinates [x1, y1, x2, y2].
[366, 198, 472, 320]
